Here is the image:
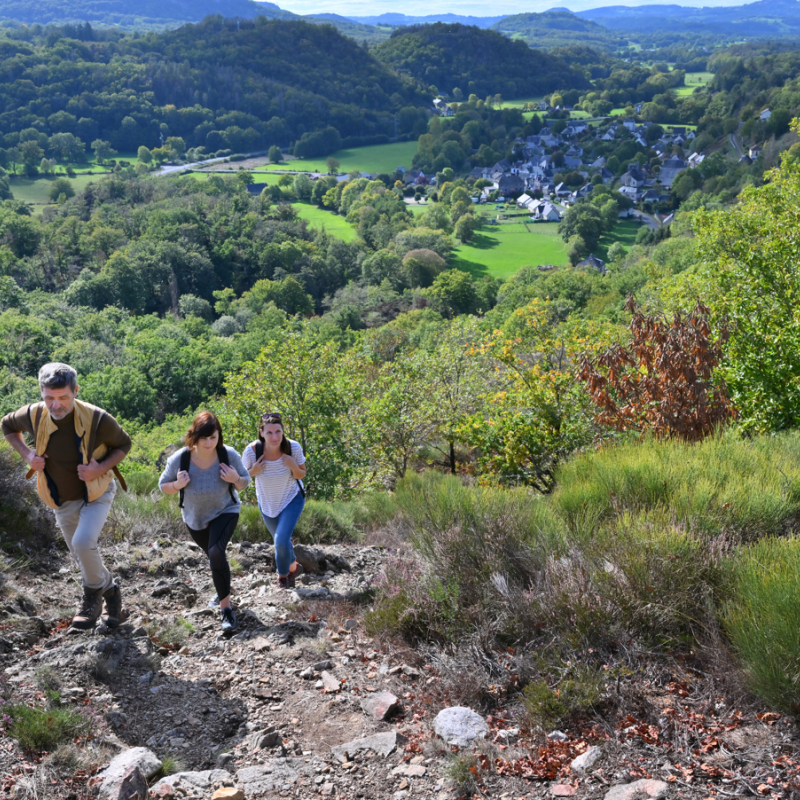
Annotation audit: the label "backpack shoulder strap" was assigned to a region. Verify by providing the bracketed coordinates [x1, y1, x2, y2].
[252, 440, 263, 459]
[178, 448, 191, 509]
[218, 446, 237, 504]
[24, 404, 45, 480]
[86, 408, 104, 463]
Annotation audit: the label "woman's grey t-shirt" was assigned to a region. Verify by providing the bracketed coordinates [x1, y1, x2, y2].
[159, 446, 250, 530]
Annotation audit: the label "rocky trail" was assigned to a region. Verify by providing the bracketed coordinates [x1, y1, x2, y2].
[0, 532, 798, 800]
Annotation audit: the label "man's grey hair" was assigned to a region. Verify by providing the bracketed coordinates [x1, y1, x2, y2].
[38, 363, 78, 392]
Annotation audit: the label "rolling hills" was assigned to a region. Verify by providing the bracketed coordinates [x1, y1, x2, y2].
[372, 23, 591, 100]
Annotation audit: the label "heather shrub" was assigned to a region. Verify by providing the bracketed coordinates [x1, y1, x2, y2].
[522, 663, 604, 730]
[367, 471, 567, 643]
[552, 433, 800, 542]
[723, 536, 800, 712]
[589, 509, 730, 647]
[2, 701, 89, 752]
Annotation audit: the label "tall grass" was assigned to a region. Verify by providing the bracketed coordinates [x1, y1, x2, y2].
[552, 433, 800, 542]
[367, 433, 800, 717]
[724, 537, 800, 712]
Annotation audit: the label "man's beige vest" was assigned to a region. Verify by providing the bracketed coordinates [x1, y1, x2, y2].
[26, 399, 126, 509]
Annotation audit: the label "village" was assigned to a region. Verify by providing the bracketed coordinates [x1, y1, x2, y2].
[401, 101, 721, 225]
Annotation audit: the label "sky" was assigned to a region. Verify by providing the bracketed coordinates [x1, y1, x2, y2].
[264, 0, 756, 17]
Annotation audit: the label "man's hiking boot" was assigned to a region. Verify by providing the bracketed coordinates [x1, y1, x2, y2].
[208, 592, 220, 609]
[72, 587, 104, 630]
[287, 563, 304, 589]
[277, 574, 289, 590]
[221, 607, 237, 633]
[102, 583, 123, 628]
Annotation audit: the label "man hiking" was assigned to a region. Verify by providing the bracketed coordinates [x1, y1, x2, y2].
[2, 363, 131, 630]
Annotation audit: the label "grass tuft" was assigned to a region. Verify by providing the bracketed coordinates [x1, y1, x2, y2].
[3, 703, 88, 752]
[724, 536, 800, 713]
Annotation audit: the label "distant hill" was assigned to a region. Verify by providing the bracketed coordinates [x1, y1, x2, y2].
[0, 17, 426, 154]
[349, 13, 507, 29]
[0, 0, 295, 28]
[372, 22, 591, 100]
[0, 0, 390, 41]
[491, 9, 627, 51]
[578, 0, 800, 39]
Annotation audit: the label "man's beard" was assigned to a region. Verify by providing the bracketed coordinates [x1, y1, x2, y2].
[49, 408, 71, 420]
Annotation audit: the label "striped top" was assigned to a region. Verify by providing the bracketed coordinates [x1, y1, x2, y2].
[242, 439, 306, 517]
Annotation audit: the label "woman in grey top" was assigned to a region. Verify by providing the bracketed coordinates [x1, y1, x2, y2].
[159, 411, 249, 632]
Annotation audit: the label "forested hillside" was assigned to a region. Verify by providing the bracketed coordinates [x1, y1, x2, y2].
[0, 18, 425, 159]
[0, 0, 296, 28]
[372, 23, 590, 100]
[491, 10, 627, 52]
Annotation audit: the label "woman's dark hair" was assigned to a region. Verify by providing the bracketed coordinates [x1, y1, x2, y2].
[259, 411, 292, 455]
[185, 411, 225, 450]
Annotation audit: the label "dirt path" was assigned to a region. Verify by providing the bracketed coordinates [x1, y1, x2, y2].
[1, 531, 797, 800]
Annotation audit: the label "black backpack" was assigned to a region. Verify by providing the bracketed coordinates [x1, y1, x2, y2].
[252, 439, 306, 498]
[178, 446, 237, 509]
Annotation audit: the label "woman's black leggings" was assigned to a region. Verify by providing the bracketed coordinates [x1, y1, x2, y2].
[187, 513, 239, 601]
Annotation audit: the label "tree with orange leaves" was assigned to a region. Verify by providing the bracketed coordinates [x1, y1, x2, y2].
[579, 296, 735, 442]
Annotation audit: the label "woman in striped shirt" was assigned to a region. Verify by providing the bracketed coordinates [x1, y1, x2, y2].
[242, 412, 307, 589]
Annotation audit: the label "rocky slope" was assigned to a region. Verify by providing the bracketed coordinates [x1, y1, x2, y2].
[1, 529, 798, 800]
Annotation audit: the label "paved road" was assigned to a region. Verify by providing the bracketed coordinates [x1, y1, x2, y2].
[630, 209, 659, 230]
[729, 133, 743, 158]
[155, 150, 271, 176]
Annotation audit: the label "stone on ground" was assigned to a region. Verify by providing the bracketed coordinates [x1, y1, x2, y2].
[150, 770, 234, 791]
[571, 745, 602, 773]
[212, 789, 245, 800]
[99, 748, 161, 800]
[604, 779, 670, 800]
[433, 706, 489, 747]
[360, 690, 400, 721]
[330, 731, 405, 760]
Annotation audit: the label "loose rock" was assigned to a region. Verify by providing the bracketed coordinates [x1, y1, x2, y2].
[433, 706, 488, 747]
[99, 748, 161, 800]
[361, 690, 400, 721]
[604, 779, 670, 800]
[330, 731, 406, 760]
[571, 745, 602, 773]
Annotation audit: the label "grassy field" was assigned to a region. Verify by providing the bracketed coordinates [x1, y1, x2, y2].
[291, 202, 356, 241]
[595, 219, 642, 261]
[674, 72, 713, 98]
[499, 96, 544, 110]
[10, 174, 100, 211]
[452, 221, 569, 280]
[259, 142, 418, 175]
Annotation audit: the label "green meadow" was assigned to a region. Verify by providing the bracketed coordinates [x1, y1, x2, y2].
[291, 202, 357, 241]
[259, 141, 418, 175]
[452, 221, 569, 280]
[595, 219, 642, 261]
[499, 96, 544, 109]
[9, 173, 101, 211]
[678, 71, 714, 95]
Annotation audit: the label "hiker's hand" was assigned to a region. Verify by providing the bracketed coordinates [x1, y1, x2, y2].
[220, 463, 240, 484]
[27, 451, 47, 472]
[281, 454, 301, 475]
[249, 456, 266, 476]
[174, 470, 191, 489]
[78, 458, 105, 482]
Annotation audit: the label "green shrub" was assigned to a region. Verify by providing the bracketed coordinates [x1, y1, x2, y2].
[444, 752, 478, 796]
[522, 664, 604, 730]
[294, 500, 359, 544]
[724, 536, 800, 712]
[4, 703, 88, 752]
[146, 619, 192, 649]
